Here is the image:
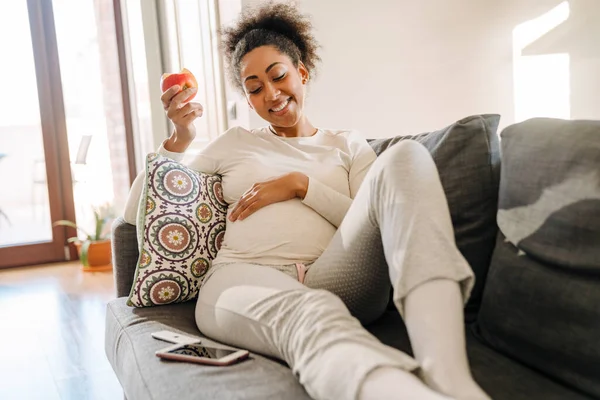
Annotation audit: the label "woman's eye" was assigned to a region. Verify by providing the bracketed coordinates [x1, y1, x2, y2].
[248, 87, 262, 94]
[273, 73, 286, 81]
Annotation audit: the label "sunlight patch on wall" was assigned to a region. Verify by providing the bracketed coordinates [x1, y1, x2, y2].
[513, 2, 571, 122]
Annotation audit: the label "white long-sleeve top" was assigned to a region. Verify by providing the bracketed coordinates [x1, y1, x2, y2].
[123, 126, 376, 266]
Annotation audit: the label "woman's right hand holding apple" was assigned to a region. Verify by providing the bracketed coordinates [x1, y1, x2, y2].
[161, 85, 204, 153]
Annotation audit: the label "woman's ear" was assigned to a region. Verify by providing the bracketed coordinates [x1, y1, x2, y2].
[298, 61, 309, 84]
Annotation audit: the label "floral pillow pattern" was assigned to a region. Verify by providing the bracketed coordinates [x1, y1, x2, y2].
[127, 153, 227, 307]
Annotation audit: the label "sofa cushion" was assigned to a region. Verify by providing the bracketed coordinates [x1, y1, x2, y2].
[496, 118, 600, 268]
[477, 117, 600, 399]
[127, 153, 228, 307]
[105, 298, 311, 400]
[466, 327, 594, 400]
[106, 297, 592, 400]
[369, 114, 501, 319]
[368, 311, 593, 400]
[478, 233, 600, 398]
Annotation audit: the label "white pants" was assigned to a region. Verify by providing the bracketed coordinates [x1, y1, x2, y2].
[195, 141, 474, 400]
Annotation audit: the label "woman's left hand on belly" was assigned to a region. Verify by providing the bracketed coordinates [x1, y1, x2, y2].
[229, 172, 309, 222]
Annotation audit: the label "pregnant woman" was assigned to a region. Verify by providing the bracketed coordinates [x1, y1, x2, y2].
[124, 3, 489, 400]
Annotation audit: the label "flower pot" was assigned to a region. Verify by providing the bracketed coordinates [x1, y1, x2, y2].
[75, 239, 112, 272]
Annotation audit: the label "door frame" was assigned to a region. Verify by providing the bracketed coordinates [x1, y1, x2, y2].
[0, 0, 77, 268]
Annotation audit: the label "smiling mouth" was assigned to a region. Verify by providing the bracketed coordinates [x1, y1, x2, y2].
[270, 98, 291, 113]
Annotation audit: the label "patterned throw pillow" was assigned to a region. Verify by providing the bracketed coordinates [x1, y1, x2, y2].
[127, 153, 227, 307]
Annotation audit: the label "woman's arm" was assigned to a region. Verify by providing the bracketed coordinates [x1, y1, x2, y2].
[301, 134, 377, 228]
[300, 179, 352, 228]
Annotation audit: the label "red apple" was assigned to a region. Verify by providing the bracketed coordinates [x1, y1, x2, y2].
[160, 68, 198, 102]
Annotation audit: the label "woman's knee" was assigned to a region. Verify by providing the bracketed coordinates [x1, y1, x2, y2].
[373, 140, 435, 175]
[386, 139, 429, 157]
[194, 286, 285, 358]
[195, 297, 217, 337]
[367, 140, 439, 194]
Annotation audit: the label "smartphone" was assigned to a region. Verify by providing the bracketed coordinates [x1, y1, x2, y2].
[151, 330, 202, 344]
[156, 343, 250, 366]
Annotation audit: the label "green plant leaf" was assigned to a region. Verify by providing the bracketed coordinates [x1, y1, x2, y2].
[99, 219, 112, 240]
[67, 237, 80, 243]
[80, 240, 91, 267]
[53, 220, 92, 240]
[53, 220, 79, 229]
[94, 209, 104, 240]
[95, 217, 103, 241]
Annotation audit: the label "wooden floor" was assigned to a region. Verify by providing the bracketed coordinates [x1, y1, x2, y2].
[0, 262, 123, 399]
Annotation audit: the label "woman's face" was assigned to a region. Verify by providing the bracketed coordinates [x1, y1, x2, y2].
[240, 45, 309, 128]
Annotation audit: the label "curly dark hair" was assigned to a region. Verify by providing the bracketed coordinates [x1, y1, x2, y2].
[220, 2, 321, 93]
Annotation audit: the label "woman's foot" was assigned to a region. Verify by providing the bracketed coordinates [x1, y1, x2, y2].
[359, 367, 453, 400]
[418, 362, 490, 400]
[402, 280, 491, 400]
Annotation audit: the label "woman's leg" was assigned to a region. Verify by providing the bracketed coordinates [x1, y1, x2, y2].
[196, 263, 444, 400]
[305, 140, 488, 399]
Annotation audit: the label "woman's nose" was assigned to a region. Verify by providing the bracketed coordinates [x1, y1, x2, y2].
[264, 83, 280, 101]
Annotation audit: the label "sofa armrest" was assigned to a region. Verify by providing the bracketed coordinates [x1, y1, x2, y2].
[111, 217, 139, 298]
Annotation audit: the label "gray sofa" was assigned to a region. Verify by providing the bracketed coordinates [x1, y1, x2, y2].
[105, 115, 600, 400]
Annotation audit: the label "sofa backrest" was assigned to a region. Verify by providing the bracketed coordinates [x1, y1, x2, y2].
[476, 118, 600, 398]
[112, 217, 139, 298]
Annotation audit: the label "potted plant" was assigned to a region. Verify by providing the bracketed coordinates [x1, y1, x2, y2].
[54, 203, 114, 271]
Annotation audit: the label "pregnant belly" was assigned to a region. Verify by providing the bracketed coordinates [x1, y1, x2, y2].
[217, 200, 337, 263]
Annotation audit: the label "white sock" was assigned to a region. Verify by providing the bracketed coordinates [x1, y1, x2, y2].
[402, 279, 490, 400]
[359, 367, 451, 400]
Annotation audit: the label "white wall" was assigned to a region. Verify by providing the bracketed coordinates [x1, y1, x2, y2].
[238, 0, 600, 138]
